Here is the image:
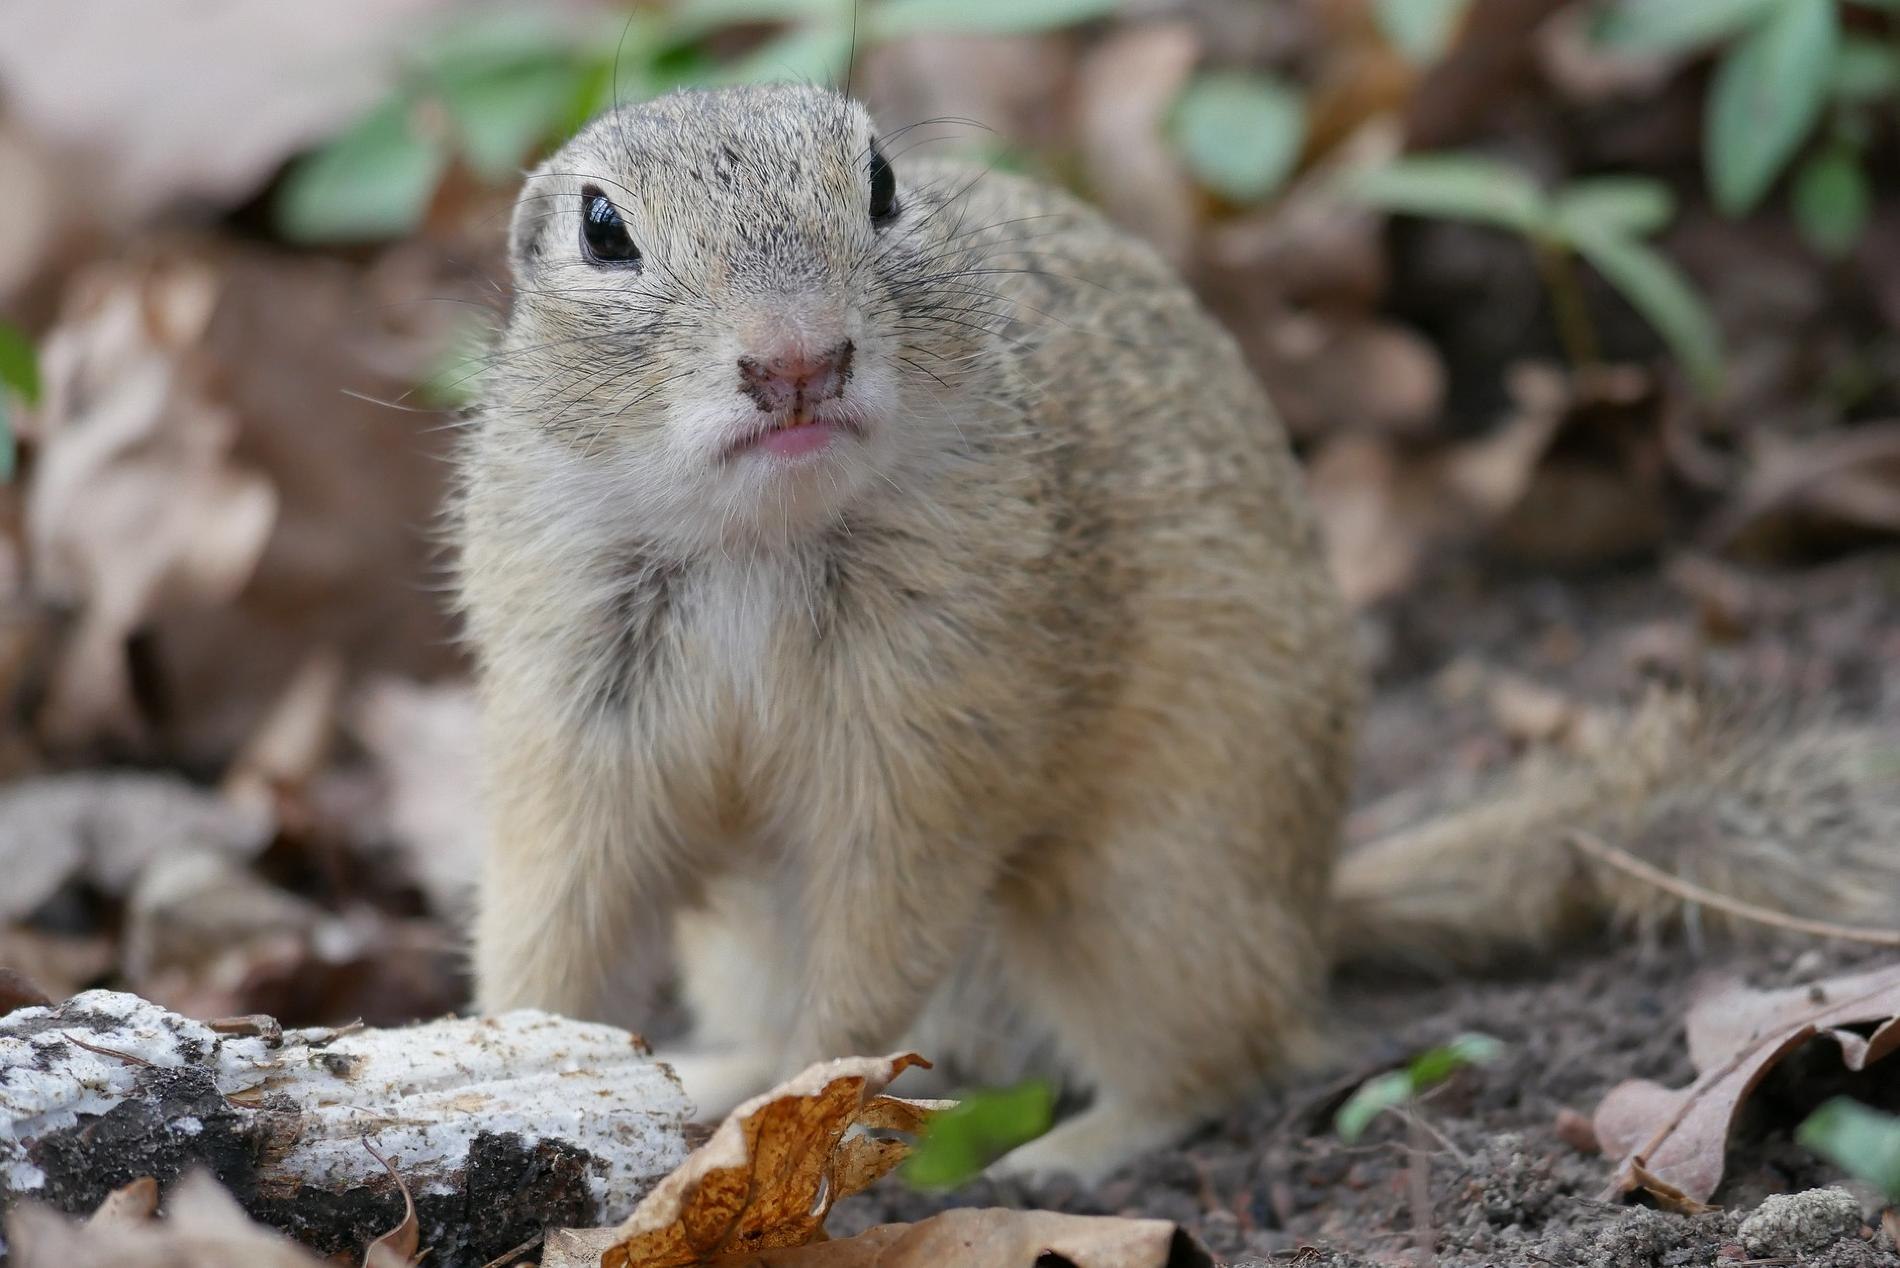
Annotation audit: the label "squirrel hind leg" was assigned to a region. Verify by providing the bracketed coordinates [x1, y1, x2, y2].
[977, 817, 1336, 1180]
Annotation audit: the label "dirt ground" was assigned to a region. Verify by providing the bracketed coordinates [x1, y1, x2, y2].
[833, 556, 1900, 1267]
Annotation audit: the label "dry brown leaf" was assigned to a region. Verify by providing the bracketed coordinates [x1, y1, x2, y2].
[1707, 422, 1900, 558]
[1594, 963, 1900, 1206]
[84, 1177, 159, 1228]
[700, 1208, 1210, 1267]
[0, 0, 454, 219]
[5, 1169, 324, 1268]
[1076, 23, 1201, 264]
[0, 772, 273, 921]
[544, 1053, 936, 1268]
[0, 120, 59, 303]
[1485, 674, 1583, 746]
[0, 930, 114, 1005]
[222, 647, 347, 817]
[860, 34, 1073, 161]
[1307, 362, 1670, 605]
[347, 676, 484, 920]
[0, 966, 55, 1013]
[24, 255, 277, 750]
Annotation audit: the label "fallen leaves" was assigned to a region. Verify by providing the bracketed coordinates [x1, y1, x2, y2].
[538, 1051, 1207, 1268]
[1594, 962, 1900, 1209]
[677, 1209, 1212, 1268]
[3, 1030, 1207, 1268]
[21, 256, 276, 751]
[6, 1171, 324, 1268]
[558, 1053, 938, 1268]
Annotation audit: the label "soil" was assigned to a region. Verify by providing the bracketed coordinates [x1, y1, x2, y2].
[831, 554, 1900, 1267]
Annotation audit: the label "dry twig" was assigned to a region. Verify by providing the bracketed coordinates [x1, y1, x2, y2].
[1567, 832, 1900, 948]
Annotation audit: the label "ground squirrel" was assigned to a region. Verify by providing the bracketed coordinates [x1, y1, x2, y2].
[455, 84, 1900, 1179]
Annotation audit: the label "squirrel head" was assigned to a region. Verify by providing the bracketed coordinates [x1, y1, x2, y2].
[490, 84, 1005, 553]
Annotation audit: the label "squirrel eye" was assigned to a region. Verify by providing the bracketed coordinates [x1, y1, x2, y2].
[867, 144, 898, 226]
[580, 187, 641, 266]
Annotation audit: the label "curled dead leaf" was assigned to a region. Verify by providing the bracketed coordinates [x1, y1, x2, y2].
[1594, 963, 1900, 1207]
[551, 1053, 935, 1268]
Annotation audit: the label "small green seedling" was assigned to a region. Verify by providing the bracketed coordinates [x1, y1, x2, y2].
[1373, 0, 1476, 64]
[276, 0, 1129, 244]
[0, 320, 40, 484]
[901, 1080, 1055, 1190]
[1168, 71, 1308, 206]
[1335, 1033, 1503, 1143]
[1592, 0, 1900, 257]
[1347, 155, 1724, 396]
[1798, 1097, 1900, 1200]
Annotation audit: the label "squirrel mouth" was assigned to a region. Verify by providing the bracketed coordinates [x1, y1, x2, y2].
[726, 408, 865, 462]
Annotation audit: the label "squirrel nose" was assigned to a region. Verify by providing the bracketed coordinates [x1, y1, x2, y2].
[737, 339, 854, 413]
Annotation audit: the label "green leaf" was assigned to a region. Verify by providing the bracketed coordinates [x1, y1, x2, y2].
[718, 21, 855, 85]
[1168, 72, 1307, 205]
[1832, 35, 1900, 102]
[1346, 153, 1550, 236]
[1798, 1098, 1900, 1200]
[1335, 1071, 1415, 1143]
[1591, 0, 1777, 54]
[0, 321, 39, 405]
[903, 1082, 1055, 1190]
[416, 318, 495, 410]
[873, 0, 1122, 39]
[1336, 1034, 1503, 1143]
[0, 395, 14, 484]
[1793, 147, 1871, 258]
[275, 99, 450, 244]
[672, 0, 851, 39]
[1706, 0, 1841, 216]
[1373, 0, 1474, 63]
[418, 9, 579, 80]
[1553, 176, 1676, 239]
[442, 60, 589, 182]
[1407, 1033, 1505, 1086]
[1568, 222, 1724, 396]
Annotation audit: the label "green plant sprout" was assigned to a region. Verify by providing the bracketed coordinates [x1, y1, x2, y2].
[1169, 72, 1308, 206]
[0, 320, 40, 484]
[274, 0, 1122, 245]
[1347, 155, 1725, 396]
[1335, 1033, 1504, 1143]
[1798, 1097, 1900, 1199]
[1592, 0, 1900, 257]
[1375, 0, 1478, 64]
[901, 1079, 1055, 1190]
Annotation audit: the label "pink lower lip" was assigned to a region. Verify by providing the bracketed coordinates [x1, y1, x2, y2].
[751, 420, 837, 459]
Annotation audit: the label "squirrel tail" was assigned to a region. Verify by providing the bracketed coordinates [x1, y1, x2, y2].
[1329, 686, 1900, 972]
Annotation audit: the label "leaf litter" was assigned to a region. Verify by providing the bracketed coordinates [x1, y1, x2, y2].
[1594, 962, 1900, 1209]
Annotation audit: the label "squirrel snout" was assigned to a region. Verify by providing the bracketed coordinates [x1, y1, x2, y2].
[737, 339, 854, 414]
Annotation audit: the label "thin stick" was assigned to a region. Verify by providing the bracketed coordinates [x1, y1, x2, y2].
[1567, 831, 1900, 947]
[1407, 1116, 1437, 1268]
